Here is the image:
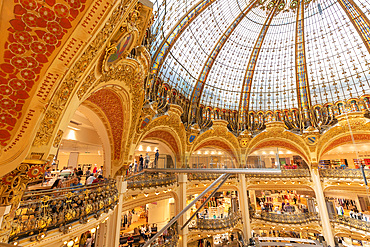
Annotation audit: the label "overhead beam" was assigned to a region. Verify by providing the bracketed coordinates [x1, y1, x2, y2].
[238, 1, 282, 124]
[151, 0, 217, 76]
[181, 174, 231, 230]
[144, 168, 281, 174]
[189, 0, 258, 107]
[143, 174, 228, 247]
[337, 0, 370, 54]
[295, 0, 312, 115]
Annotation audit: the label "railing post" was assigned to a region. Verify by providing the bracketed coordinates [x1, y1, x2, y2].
[111, 176, 126, 247]
[311, 166, 335, 246]
[178, 173, 188, 247]
[238, 174, 251, 242]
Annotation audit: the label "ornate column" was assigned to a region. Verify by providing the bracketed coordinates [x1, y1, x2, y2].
[311, 166, 334, 246]
[178, 174, 188, 247]
[105, 176, 126, 247]
[238, 174, 251, 241]
[0, 160, 47, 242]
[95, 220, 108, 247]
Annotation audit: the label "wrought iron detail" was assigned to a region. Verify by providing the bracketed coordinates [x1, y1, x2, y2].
[126, 172, 177, 190]
[9, 181, 118, 242]
[189, 211, 241, 231]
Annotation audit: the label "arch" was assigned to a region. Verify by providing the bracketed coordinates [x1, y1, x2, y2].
[333, 231, 370, 241]
[247, 184, 314, 191]
[193, 139, 239, 166]
[39, 85, 131, 177]
[247, 139, 310, 164]
[189, 120, 241, 165]
[245, 127, 310, 164]
[122, 191, 179, 214]
[187, 185, 240, 195]
[85, 88, 129, 161]
[143, 130, 180, 155]
[318, 133, 370, 160]
[76, 104, 112, 177]
[138, 127, 183, 164]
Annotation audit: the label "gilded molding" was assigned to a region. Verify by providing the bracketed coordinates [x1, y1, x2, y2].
[246, 125, 310, 162]
[316, 112, 370, 159]
[189, 120, 241, 165]
[32, 0, 136, 148]
[0, 161, 48, 242]
[52, 129, 64, 148]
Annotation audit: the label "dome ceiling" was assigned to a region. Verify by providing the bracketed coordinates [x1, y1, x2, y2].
[150, 0, 370, 113]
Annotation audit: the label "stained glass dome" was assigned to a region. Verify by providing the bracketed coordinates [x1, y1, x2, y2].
[149, 0, 370, 114]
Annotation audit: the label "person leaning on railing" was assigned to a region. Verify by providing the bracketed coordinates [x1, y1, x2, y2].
[127, 234, 134, 247]
[92, 175, 104, 184]
[70, 177, 83, 193]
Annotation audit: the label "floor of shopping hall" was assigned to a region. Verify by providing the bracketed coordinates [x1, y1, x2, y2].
[1, 0, 370, 246]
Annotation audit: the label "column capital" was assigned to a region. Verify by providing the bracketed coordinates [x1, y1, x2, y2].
[178, 174, 188, 183]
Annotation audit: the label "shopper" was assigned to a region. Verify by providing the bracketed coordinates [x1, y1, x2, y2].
[44, 167, 52, 178]
[154, 150, 159, 168]
[349, 209, 354, 218]
[77, 167, 83, 176]
[139, 155, 144, 172]
[133, 160, 138, 174]
[86, 167, 92, 177]
[145, 153, 150, 169]
[51, 179, 63, 190]
[154, 149, 159, 168]
[71, 177, 82, 188]
[86, 174, 96, 185]
[128, 212, 132, 227]
[98, 166, 103, 176]
[127, 234, 134, 247]
[92, 175, 104, 184]
[140, 225, 146, 240]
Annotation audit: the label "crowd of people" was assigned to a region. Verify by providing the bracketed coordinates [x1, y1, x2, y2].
[349, 208, 370, 221]
[127, 150, 160, 176]
[44, 165, 106, 190]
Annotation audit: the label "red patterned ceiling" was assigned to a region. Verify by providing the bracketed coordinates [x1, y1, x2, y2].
[143, 130, 179, 155]
[0, 0, 86, 146]
[87, 89, 124, 160]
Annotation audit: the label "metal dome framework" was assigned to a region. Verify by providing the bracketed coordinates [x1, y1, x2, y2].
[147, 0, 370, 134]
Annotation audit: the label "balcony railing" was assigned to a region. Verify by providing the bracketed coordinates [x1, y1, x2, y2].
[126, 172, 177, 190]
[189, 211, 241, 231]
[188, 173, 237, 181]
[9, 180, 118, 242]
[248, 169, 311, 178]
[253, 212, 319, 224]
[331, 215, 370, 232]
[151, 235, 179, 247]
[319, 169, 370, 179]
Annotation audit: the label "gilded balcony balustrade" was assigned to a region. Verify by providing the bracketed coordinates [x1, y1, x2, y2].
[189, 211, 242, 231]
[126, 172, 177, 190]
[150, 234, 179, 247]
[253, 212, 320, 224]
[9, 181, 118, 242]
[331, 215, 370, 232]
[188, 173, 237, 181]
[319, 169, 370, 179]
[248, 169, 311, 178]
